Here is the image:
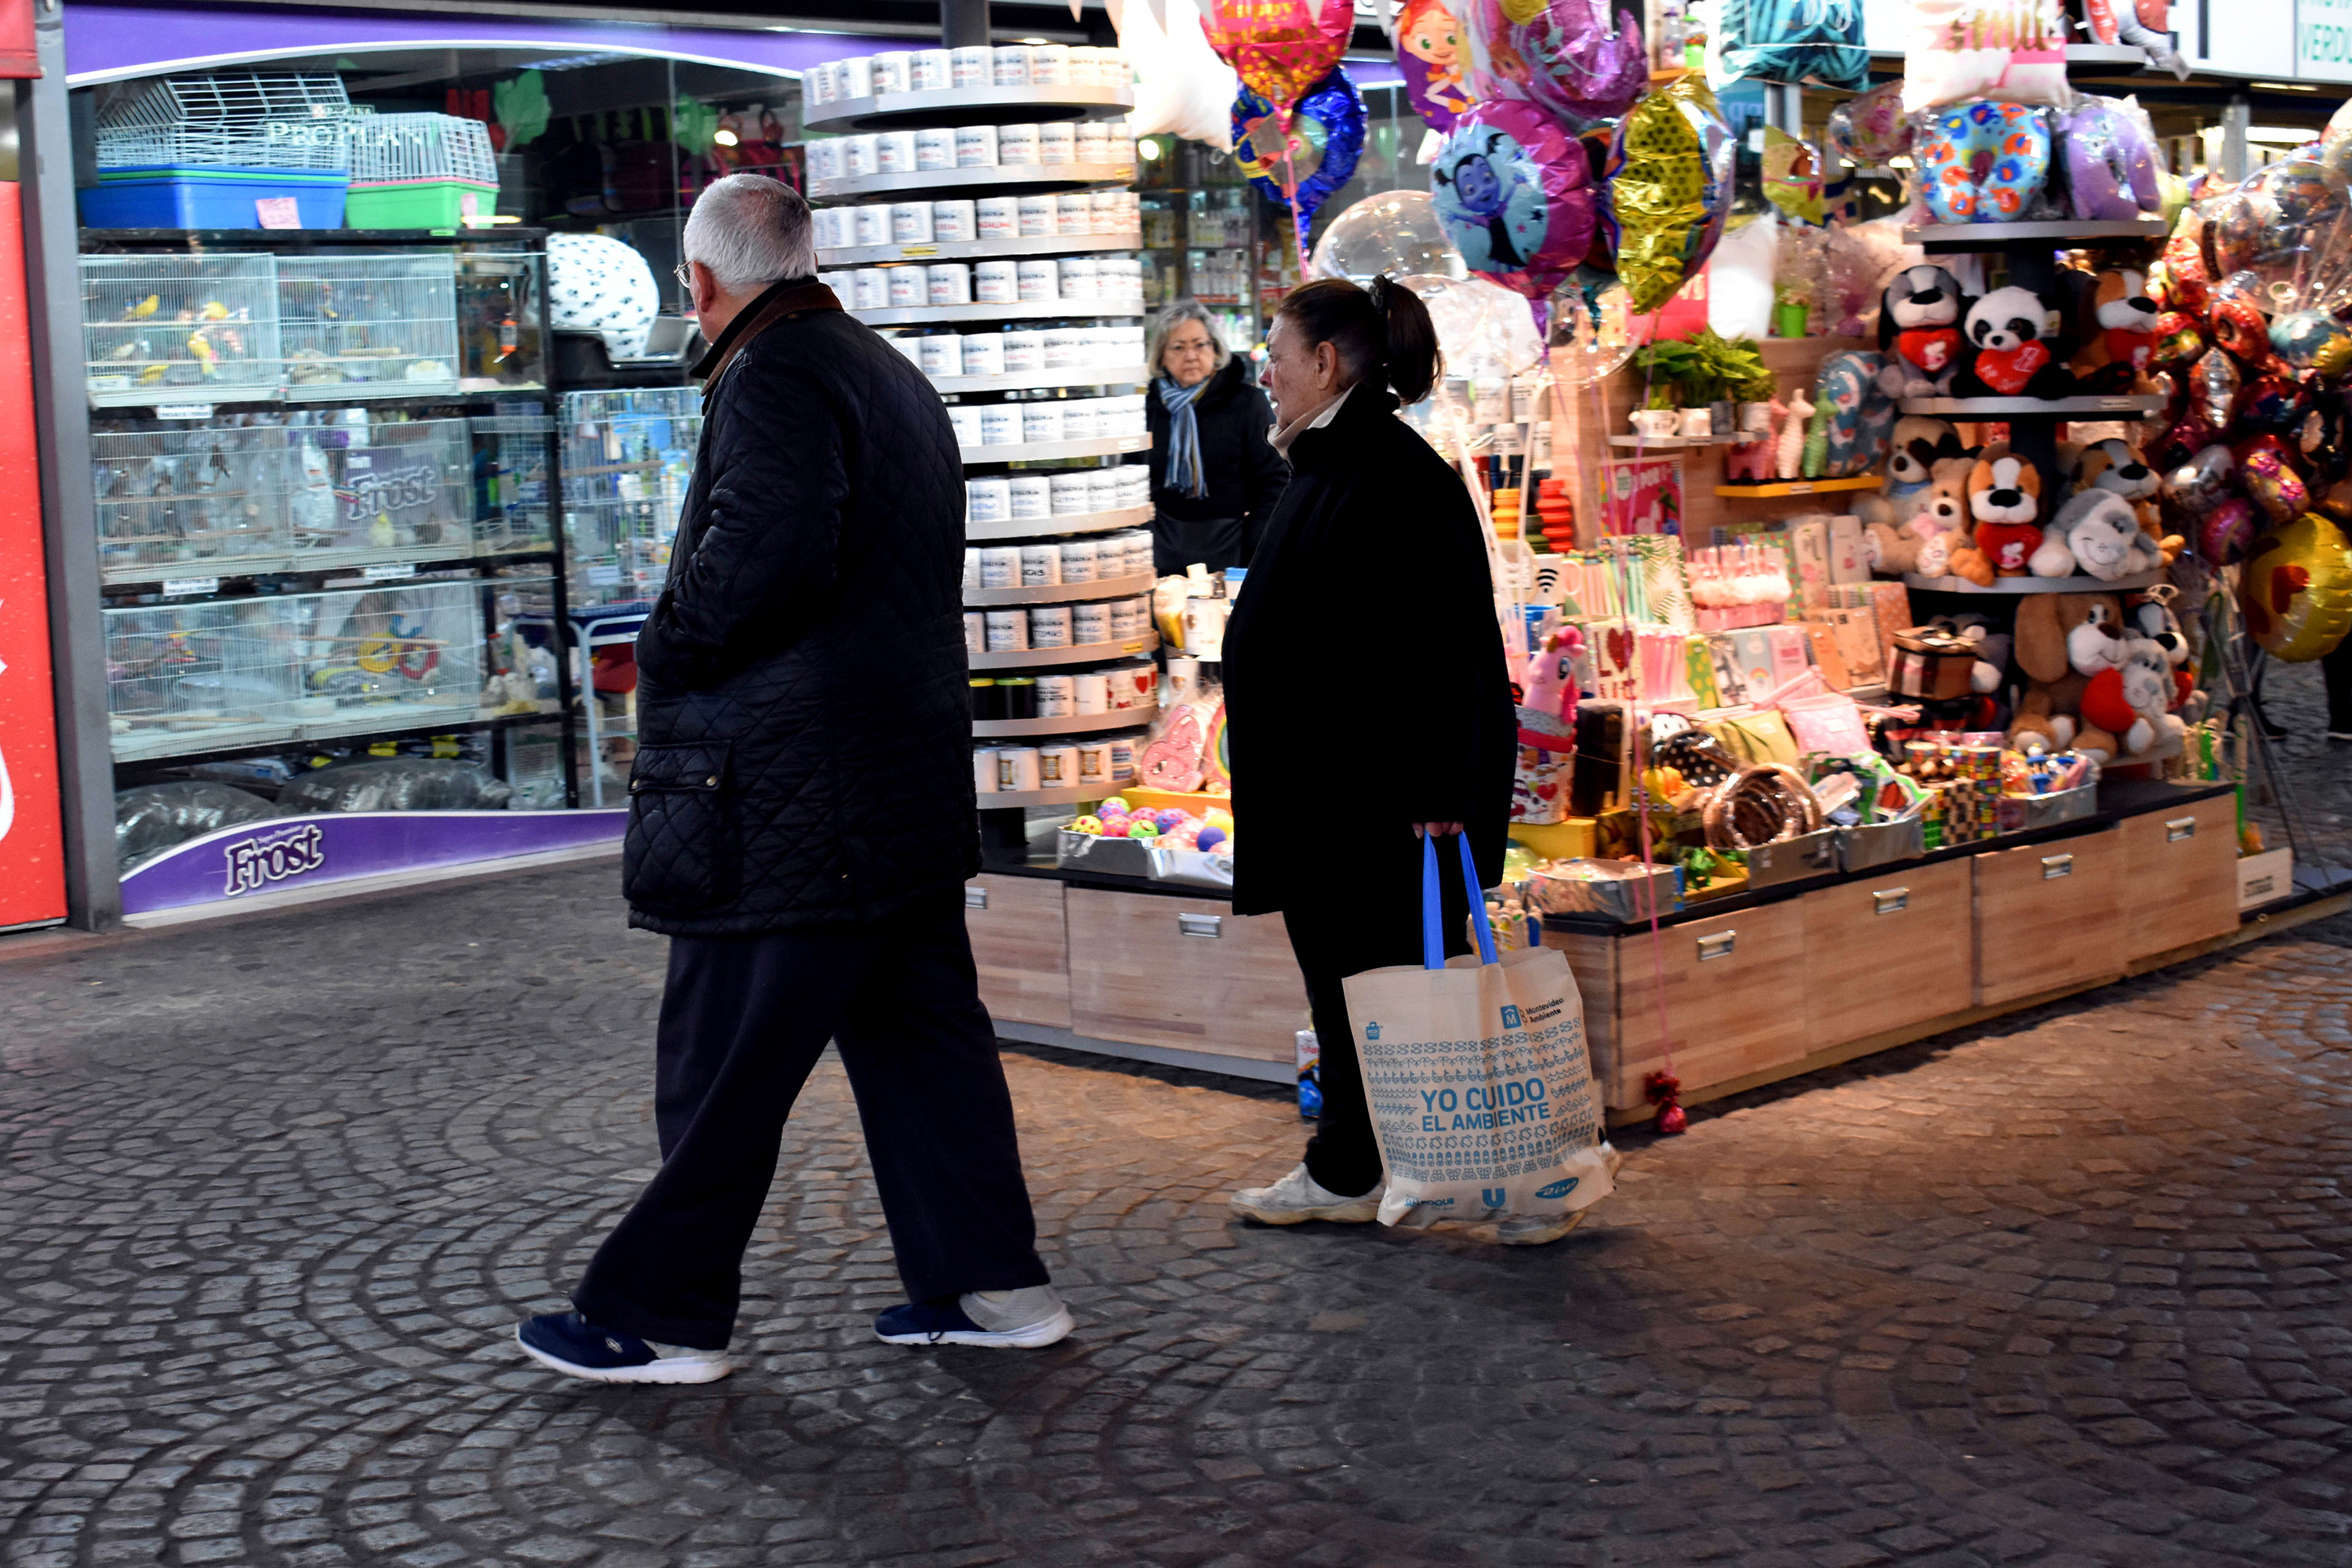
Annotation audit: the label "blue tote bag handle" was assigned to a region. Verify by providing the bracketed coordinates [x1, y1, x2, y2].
[1421, 831, 1501, 971]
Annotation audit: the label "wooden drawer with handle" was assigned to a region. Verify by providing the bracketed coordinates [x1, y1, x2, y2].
[1972, 828, 2123, 1007]
[2118, 795, 2239, 963]
[1603, 898, 1808, 1112]
[1066, 888, 1308, 1064]
[964, 875, 1070, 1029]
[1800, 857, 1974, 1044]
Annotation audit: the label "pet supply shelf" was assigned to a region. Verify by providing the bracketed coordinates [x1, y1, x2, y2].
[1901, 569, 2161, 593]
[818, 229, 1142, 267]
[974, 703, 1156, 739]
[811, 162, 1138, 202]
[1714, 476, 1882, 498]
[929, 363, 1151, 394]
[853, 299, 1145, 328]
[965, 503, 1149, 542]
[965, 569, 1154, 606]
[1609, 434, 1763, 449]
[804, 82, 1134, 135]
[1899, 394, 2168, 417]
[1904, 218, 2168, 252]
[982, 780, 1125, 809]
[960, 434, 1150, 465]
[108, 702, 560, 765]
[969, 630, 1159, 670]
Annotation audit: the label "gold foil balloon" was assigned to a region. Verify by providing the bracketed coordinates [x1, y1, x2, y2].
[2240, 511, 2352, 660]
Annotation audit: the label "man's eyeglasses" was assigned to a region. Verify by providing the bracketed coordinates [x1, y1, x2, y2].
[673, 262, 695, 292]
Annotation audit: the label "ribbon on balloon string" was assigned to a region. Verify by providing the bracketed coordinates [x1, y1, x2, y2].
[1603, 539, 1685, 1134]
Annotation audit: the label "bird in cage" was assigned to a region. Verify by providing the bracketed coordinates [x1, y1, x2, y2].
[124, 293, 159, 321]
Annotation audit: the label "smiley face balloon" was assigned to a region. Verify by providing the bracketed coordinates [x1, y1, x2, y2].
[2241, 511, 2352, 660]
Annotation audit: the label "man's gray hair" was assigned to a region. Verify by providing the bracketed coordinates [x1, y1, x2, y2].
[1147, 299, 1232, 378]
[683, 174, 816, 290]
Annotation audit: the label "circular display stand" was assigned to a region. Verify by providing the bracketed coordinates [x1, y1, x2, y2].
[1899, 394, 2168, 418]
[966, 503, 1151, 543]
[853, 299, 1145, 328]
[961, 433, 1151, 466]
[1904, 218, 2167, 252]
[931, 364, 1151, 395]
[975, 703, 1158, 739]
[965, 569, 1156, 607]
[1902, 569, 2161, 594]
[806, 82, 1134, 134]
[970, 631, 1160, 670]
[818, 229, 1144, 268]
[811, 161, 1136, 201]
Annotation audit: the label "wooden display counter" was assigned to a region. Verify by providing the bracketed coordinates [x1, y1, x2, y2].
[967, 780, 2300, 1116]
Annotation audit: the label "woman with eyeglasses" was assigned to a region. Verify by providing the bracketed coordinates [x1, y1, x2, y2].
[1144, 301, 1289, 578]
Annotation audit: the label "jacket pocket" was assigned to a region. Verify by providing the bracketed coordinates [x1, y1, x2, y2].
[622, 740, 737, 912]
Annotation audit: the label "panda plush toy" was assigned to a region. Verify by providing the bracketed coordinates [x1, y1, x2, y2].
[1875, 265, 1971, 399]
[1953, 285, 2078, 399]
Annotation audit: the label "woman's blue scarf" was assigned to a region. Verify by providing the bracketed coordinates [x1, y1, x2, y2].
[1156, 372, 1211, 499]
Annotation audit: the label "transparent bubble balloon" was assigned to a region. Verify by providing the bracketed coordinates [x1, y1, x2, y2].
[1311, 191, 1467, 285]
[1397, 271, 1542, 382]
[1544, 275, 1638, 387]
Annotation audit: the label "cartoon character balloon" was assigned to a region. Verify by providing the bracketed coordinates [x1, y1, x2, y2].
[1462, 0, 1647, 127]
[1429, 98, 1599, 313]
[1606, 74, 1736, 314]
[1393, 0, 1472, 134]
[1232, 68, 1366, 245]
[1198, 0, 1354, 119]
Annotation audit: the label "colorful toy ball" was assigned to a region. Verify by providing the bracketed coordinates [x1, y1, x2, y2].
[1197, 826, 1229, 851]
[1153, 808, 1187, 830]
[1071, 814, 1104, 835]
[1128, 819, 1162, 840]
[1097, 816, 1131, 837]
[1204, 806, 1234, 828]
[1432, 99, 1600, 314]
[1100, 796, 1130, 815]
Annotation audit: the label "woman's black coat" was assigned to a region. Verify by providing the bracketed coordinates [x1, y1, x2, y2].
[1219, 385, 1516, 919]
[1143, 354, 1290, 575]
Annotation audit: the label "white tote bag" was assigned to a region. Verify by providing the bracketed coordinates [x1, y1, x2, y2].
[1344, 834, 1616, 1228]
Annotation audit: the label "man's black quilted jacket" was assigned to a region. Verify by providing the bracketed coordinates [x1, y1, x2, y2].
[622, 287, 978, 935]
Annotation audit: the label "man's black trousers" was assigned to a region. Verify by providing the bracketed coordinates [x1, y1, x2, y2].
[573, 889, 1051, 1349]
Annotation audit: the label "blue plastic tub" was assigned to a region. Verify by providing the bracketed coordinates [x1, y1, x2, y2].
[79, 167, 350, 230]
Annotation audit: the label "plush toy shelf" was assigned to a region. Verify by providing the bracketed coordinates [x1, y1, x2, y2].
[968, 631, 1160, 670]
[1713, 475, 1882, 498]
[965, 570, 1155, 607]
[966, 503, 1150, 542]
[975, 703, 1157, 739]
[1904, 218, 2168, 252]
[1899, 394, 2169, 418]
[960, 433, 1151, 465]
[930, 363, 1150, 394]
[820, 229, 1143, 268]
[804, 82, 1134, 135]
[1901, 569, 2161, 594]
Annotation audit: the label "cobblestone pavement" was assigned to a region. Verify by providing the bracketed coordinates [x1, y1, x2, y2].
[2, 681, 2350, 1568]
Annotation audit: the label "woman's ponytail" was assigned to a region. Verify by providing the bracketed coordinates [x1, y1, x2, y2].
[1370, 273, 1441, 405]
[1277, 274, 1444, 405]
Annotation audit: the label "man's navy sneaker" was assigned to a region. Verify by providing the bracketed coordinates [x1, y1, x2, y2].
[514, 1311, 733, 1384]
[873, 1287, 1074, 1348]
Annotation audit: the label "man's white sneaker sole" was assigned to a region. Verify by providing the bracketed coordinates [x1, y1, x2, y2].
[1482, 1209, 1591, 1247]
[1230, 1191, 1382, 1225]
[514, 1327, 735, 1385]
[874, 1305, 1075, 1348]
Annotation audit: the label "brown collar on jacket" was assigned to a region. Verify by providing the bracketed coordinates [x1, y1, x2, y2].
[691, 276, 841, 390]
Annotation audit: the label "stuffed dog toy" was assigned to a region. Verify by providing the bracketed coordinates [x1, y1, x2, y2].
[1968, 448, 2045, 575]
[2030, 488, 2161, 580]
[2009, 591, 2132, 759]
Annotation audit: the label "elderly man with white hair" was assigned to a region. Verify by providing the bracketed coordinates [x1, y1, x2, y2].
[515, 175, 1068, 1384]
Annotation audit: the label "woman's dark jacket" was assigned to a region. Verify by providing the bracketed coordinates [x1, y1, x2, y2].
[1219, 385, 1516, 918]
[622, 278, 978, 935]
[1143, 354, 1290, 575]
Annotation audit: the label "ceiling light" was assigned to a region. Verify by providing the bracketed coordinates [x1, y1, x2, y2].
[713, 128, 739, 146]
[1137, 136, 1163, 160]
[2245, 125, 2321, 143]
[1019, 36, 1050, 44]
[2251, 80, 2321, 90]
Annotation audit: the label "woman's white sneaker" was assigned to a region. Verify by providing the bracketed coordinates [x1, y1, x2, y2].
[1230, 1163, 1382, 1225]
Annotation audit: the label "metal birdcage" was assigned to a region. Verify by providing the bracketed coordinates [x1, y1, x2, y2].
[348, 113, 498, 187]
[287, 416, 474, 566]
[470, 412, 554, 555]
[93, 72, 354, 172]
[277, 252, 461, 401]
[91, 424, 294, 584]
[104, 595, 303, 760]
[560, 388, 701, 609]
[289, 579, 488, 743]
[81, 254, 283, 408]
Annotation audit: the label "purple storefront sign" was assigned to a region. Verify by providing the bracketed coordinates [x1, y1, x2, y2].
[121, 809, 626, 916]
[64, 2, 925, 84]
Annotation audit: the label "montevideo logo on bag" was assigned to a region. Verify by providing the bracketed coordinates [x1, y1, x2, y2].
[223, 823, 326, 897]
[1501, 1004, 1523, 1028]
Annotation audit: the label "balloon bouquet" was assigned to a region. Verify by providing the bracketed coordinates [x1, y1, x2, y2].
[2142, 133, 2352, 664]
[1197, 0, 1362, 270]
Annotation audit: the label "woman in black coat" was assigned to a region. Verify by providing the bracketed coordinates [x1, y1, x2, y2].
[1143, 300, 1289, 576]
[1220, 277, 1524, 1236]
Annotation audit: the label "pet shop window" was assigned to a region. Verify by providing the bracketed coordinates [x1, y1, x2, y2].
[82, 254, 284, 408]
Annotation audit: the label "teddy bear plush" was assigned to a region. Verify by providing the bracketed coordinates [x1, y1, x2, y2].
[1882, 414, 1972, 506]
[2009, 590, 2132, 759]
[1893, 454, 1996, 584]
[1968, 448, 2045, 575]
[2029, 488, 2161, 580]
